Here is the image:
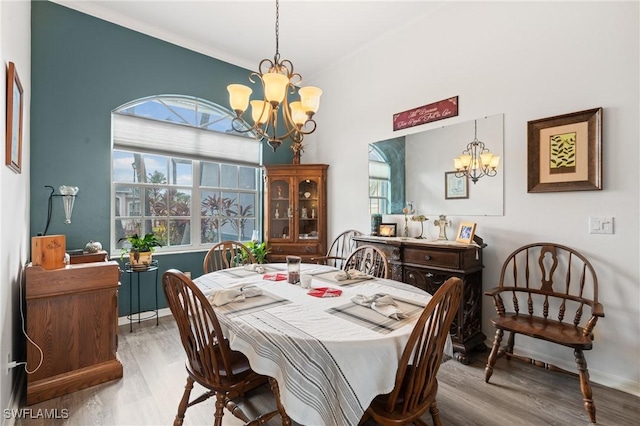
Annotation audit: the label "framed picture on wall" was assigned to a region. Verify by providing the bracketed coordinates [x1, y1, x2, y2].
[527, 107, 602, 192]
[455, 222, 476, 244]
[445, 171, 469, 199]
[5, 62, 23, 174]
[379, 223, 397, 237]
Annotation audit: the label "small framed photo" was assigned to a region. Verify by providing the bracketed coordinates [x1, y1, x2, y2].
[379, 223, 397, 237]
[445, 171, 468, 199]
[5, 62, 23, 174]
[455, 222, 476, 244]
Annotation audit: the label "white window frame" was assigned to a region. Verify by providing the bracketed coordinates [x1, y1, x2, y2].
[110, 95, 262, 257]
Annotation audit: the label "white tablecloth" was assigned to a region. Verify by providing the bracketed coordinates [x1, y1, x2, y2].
[194, 263, 447, 426]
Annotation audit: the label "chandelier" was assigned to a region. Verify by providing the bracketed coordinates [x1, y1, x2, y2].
[227, 0, 322, 159]
[454, 120, 500, 184]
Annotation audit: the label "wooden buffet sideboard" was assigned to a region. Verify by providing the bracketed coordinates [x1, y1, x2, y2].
[25, 260, 123, 405]
[353, 235, 486, 363]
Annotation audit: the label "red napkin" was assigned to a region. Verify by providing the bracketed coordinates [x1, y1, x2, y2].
[308, 287, 342, 298]
[263, 273, 287, 281]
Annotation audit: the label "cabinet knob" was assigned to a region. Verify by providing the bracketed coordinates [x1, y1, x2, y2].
[276, 247, 283, 252]
[424, 255, 431, 261]
[426, 273, 433, 278]
[305, 246, 312, 253]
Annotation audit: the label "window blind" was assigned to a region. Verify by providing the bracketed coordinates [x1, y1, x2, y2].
[112, 113, 261, 165]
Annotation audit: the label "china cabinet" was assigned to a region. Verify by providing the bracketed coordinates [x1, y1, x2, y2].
[263, 164, 328, 262]
[353, 235, 486, 364]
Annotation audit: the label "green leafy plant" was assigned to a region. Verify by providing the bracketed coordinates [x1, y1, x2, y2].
[118, 233, 163, 260]
[244, 241, 270, 264]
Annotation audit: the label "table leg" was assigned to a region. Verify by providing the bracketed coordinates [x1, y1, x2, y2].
[129, 272, 133, 333]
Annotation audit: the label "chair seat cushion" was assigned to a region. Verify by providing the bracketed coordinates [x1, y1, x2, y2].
[491, 313, 593, 349]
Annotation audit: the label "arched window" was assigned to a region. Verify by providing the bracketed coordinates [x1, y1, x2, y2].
[111, 95, 262, 255]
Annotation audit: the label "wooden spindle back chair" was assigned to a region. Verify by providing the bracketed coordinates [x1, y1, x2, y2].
[484, 243, 604, 424]
[162, 269, 288, 426]
[311, 229, 363, 269]
[203, 240, 255, 274]
[361, 277, 463, 426]
[343, 244, 389, 279]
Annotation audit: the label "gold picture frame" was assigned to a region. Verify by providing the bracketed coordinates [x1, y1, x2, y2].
[455, 222, 476, 244]
[527, 107, 602, 193]
[379, 223, 396, 237]
[5, 62, 23, 174]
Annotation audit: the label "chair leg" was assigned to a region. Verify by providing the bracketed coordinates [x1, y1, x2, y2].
[505, 331, 515, 359]
[484, 329, 503, 383]
[174, 376, 194, 426]
[575, 349, 597, 424]
[429, 400, 443, 426]
[268, 377, 292, 426]
[214, 392, 226, 426]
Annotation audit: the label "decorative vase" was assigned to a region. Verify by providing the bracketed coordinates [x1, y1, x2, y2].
[371, 214, 382, 236]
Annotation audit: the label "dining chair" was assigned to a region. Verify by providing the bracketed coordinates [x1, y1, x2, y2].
[203, 240, 255, 274]
[311, 229, 363, 269]
[343, 244, 389, 279]
[360, 277, 463, 426]
[162, 269, 290, 426]
[484, 243, 604, 424]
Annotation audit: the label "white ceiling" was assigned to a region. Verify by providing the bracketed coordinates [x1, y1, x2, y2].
[53, 0, 444, 82]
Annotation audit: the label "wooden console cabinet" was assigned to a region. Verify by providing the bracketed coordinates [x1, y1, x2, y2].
[353, 235, 486, 363]
[25, 260, 123, 405]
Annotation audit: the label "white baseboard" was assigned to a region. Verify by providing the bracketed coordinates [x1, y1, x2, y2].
[118, 307, 172, 327]
[484, 340, 640, 397]
[3, 370, 25, 426]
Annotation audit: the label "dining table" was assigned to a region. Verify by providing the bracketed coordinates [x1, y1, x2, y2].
[194, 263, 450, 426]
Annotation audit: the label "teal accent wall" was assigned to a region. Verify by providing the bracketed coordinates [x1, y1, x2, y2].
[31, 1, 291, 316]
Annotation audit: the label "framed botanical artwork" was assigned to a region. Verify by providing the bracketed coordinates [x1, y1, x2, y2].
[455, 222, 476, 244]
[5, 62, 23, 174]
[445, 171, 469, 199]
[527, 107, 602, 193]
[379, 223, 397, 237]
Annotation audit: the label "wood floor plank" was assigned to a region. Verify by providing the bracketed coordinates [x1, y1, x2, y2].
[15, 316, 639, 426]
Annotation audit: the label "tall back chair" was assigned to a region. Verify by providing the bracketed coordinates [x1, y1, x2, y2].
[361, 277, 463, 426]
[311, 229, 363, 269]
[203, 240, 255, 274]
[162, 269, 288, 426]
[484, 243, 604, 424]
[343, 244, 389, 279]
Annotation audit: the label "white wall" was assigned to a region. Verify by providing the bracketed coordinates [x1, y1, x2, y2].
[305, 1, 639, 395]
[0, 0, 31, 421]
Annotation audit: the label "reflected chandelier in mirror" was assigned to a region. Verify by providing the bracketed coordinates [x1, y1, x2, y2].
[369, 114, 504, 217]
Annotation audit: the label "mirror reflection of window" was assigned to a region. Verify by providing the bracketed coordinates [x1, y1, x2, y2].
[368, 145, 390, 215]
[368, 137, 406, 214]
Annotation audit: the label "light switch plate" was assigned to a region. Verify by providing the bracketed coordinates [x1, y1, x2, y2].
[589, 217, 614, 234]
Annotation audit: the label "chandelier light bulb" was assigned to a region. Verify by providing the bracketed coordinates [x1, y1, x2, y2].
[227, 84, 252, 114]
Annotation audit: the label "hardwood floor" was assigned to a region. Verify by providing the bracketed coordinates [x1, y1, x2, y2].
[16, 316, 639, 426]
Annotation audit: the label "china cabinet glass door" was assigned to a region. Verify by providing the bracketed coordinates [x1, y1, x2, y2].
[298, 179, 319, 241]
[269, 179, 292, 240]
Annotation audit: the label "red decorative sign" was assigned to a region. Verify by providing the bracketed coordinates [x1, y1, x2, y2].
[393, 96, 459, 131]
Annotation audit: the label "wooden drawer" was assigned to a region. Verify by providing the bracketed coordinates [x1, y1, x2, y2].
[269, 242, 322, 257]
[403, 248, 459, 269]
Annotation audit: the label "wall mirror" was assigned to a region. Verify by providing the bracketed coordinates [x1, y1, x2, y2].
[369, 113, 504, 216]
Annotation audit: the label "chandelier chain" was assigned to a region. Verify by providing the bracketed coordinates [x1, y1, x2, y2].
[275, 0, 280, 57]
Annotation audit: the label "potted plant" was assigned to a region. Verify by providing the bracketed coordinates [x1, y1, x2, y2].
[118, 233, 163, 269]
[244, 241, 270, 264]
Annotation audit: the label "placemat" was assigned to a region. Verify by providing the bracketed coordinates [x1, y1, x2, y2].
[312, 270, 374, 287]
[214, 289, 290, 318]
[326, 295, 425, 334]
